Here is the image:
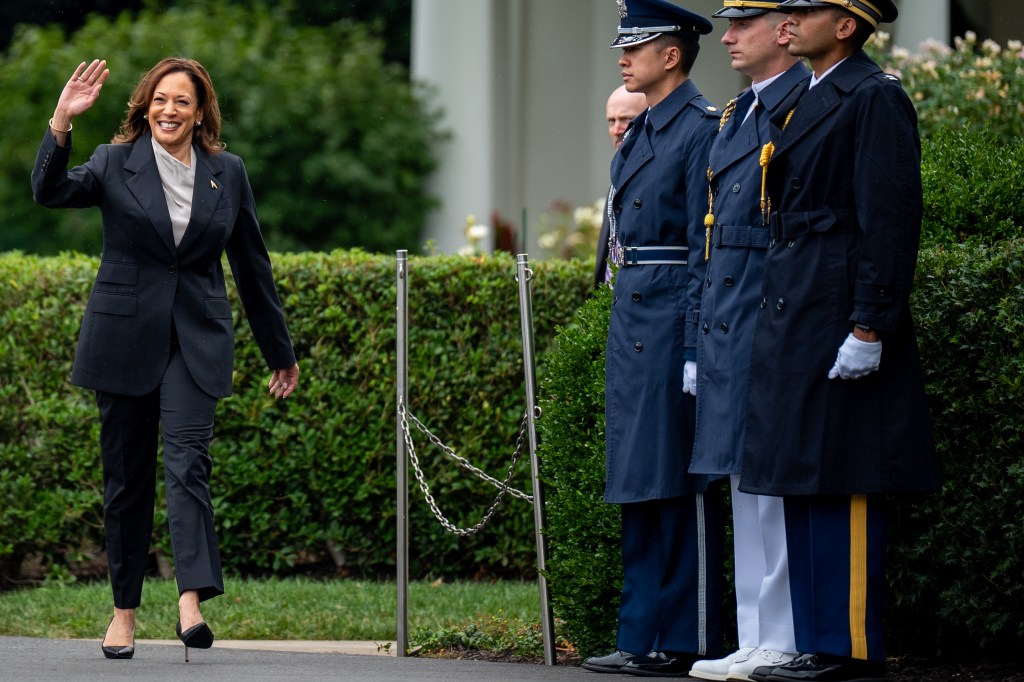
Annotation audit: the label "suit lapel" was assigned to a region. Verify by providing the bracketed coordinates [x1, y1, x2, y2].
[614, 121, 654, 191]
[176, 149, 225, 254]
[710, 91, 759, 177]
[770, 80, 839, 161]
[124, 134, 176, 257]
[772, 53, 876, 162]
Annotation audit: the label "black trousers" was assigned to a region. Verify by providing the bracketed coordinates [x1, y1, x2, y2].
[96, 339, 224, 608]
[616, 490, 725, 657]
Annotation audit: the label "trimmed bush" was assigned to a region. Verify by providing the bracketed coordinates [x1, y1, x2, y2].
[0, 250, 591, 583]
[921, 129, 1024, 246]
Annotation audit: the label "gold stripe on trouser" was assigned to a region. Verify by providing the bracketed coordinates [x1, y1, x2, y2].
[848, 495, 869, 659]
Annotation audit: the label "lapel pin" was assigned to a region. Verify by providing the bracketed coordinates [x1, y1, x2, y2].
[210, 180, 218, 190]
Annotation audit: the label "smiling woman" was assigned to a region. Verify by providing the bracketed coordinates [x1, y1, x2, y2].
[31, 56, 300, 664]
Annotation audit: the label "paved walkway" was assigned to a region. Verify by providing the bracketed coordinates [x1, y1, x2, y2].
[0, 636, 601, 681]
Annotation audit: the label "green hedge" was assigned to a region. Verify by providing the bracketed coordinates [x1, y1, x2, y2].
[0, 250, 591, 583]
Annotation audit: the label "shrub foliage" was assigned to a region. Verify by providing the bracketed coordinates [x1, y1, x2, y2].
[0, 251, 592, 583]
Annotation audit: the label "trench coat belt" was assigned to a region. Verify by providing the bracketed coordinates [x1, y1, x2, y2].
[715, 225, 771, 249]
[621, 245, 689, 266]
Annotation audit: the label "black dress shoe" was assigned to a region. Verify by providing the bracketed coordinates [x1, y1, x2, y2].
[622, 651, 701, 677]
[581, 649, 642, 673]
[754, 653, 886, 681]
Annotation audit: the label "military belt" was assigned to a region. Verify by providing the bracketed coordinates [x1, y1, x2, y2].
[620, 245, 689, 266]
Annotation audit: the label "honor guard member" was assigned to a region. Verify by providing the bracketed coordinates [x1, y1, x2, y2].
[581, 0, 725, 677]
[687, 2, 809, 679]
[736, 2, 940, 681]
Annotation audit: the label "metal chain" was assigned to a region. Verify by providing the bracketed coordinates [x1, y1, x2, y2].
[398, 397, 533, 536]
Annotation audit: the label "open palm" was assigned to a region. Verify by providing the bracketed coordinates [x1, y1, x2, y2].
[56, 59, 109, 119]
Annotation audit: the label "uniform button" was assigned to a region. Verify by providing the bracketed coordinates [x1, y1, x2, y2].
[723, 276, 735, 286]
[168, 266, 177, 273]
[720, 323, 729, 333]
[615, 206, 622, 214]
[633, 199, 642, 208]
[702, 323, 709, 334]
[791, 178, 802, 189]
[632, 291, 641, 302]
[776, 298, 785, 310]
[788, 240, 796, 248]
[732, 183, 741, 193]
[760, 297, 767, 309]
[634, 341, 643, 352]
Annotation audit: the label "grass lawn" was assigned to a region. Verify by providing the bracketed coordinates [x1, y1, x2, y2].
[0, 577, 542, 643]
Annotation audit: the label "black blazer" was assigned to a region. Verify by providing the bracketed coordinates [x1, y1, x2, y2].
[32, 129, 296, 398]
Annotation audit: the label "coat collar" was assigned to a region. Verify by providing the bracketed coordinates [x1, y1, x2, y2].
[612, 79, 704, 190]
[647, 78, 701, 132]
[710, 62, 810, 177]
[123, 131, 225, 257]
[769, 50, 880, 162]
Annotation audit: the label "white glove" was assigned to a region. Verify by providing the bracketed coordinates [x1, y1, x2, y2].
[683, 360, 697, 395]
[828, 333, 882, 380]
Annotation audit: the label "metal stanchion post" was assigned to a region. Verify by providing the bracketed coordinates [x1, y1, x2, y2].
[395, 250, 409, 657]
[516, 254, 556, 665]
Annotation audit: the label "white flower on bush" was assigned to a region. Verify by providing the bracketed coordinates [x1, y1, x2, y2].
[538, 232, 559, 250]
[461, 214, 491, 254]
[467, 223, 489, 242]
[537, 197, 606, 260]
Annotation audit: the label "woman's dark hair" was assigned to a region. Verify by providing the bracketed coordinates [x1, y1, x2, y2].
[112, 57, 225, 153]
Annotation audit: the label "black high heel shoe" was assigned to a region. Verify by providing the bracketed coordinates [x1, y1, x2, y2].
[101, 618, 135, 660]
[175, 620, 214, 663]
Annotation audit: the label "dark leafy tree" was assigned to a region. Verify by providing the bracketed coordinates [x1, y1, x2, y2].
[0, 2, 442, 254]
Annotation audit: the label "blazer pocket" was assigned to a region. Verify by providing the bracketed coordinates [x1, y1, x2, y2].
[204, 298, 233, 319]
[90, 292, 138, 316]
[96, 261, 139, 285]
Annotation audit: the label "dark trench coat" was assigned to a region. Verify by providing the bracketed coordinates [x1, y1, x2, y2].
[739, 51, 939, 496]
[691, 61, 810, 477]
[604, 79, 720, 503]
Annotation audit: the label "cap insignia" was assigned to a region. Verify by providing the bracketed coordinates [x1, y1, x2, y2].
[617, 0, 628, 19]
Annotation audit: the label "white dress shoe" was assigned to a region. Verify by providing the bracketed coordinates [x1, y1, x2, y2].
[689, 647, 759, 681]
[726, 649, 797, 681]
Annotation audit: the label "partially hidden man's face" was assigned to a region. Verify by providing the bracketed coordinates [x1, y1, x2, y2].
[606, 92, 647, 149]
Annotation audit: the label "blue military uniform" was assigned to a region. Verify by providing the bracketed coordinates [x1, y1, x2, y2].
[690, 61, 809, 477]
[595, 0, 725, 671]
[686, 46, 810, 676]
[738, 2, 940, 679]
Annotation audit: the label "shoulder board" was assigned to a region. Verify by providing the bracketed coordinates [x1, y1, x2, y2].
[690, 97, 722, 118]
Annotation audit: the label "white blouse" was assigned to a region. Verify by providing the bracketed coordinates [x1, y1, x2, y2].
[151, 137, 196, 247]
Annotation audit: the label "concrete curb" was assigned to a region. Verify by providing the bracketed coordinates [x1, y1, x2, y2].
[126, 638, 397, 655]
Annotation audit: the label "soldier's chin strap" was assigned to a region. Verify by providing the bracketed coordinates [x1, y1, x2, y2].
[760, 107, 797, 226]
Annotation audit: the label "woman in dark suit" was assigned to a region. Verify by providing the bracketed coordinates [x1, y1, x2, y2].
[32, 57, 300, 662]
